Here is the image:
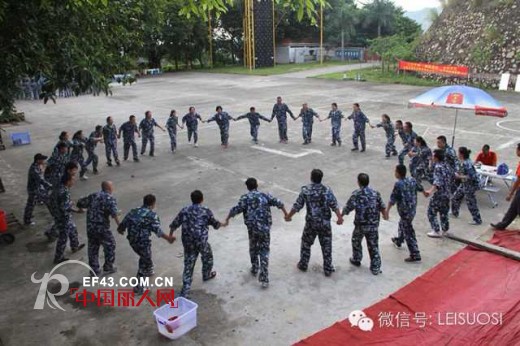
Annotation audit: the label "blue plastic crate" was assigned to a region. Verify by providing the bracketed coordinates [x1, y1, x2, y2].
[11, 131, 31, 146]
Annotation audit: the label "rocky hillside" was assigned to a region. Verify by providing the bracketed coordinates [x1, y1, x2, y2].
[416, 0, 520, 74]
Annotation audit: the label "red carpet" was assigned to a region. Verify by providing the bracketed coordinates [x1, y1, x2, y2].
[296, 231, 520, 346]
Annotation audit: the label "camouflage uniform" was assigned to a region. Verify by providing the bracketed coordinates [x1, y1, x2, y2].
[410, 145, 432, 183]
[343, 187, 386, 274]
[70, 137, 87, 176]
[398, 130, 417, 165]
[228, 190, 284, 283]
[119, 121, 139, 160]
[376, 121, 397, 157]
[325, 110, 344, 145]
[169, 204, 221, 297]
[50, 184, 80, 262]
[23, 162, 52, 224]
[84, 131, 101, 173]
[347, 111, 369, 150]
[389, 177, 424, 259]
[271, 103, 294, 142]
[207, 112, 233, 145]
[292, 183, 339, 275]
[139, 118, 159, 155]
[182, 113, 203, 144]
[235, 112, 270, 143]
[451, 158, 482, 223]
[119, 206, 164, 293]
[428, 161, 452, 233]
[103, 123, 119, 164]
[77, 191, 118, 275]
[166, 115, 179, 151]
[299, 108, 319, 144]
[53, 140, 73, 155]
[442, 145, 459, 193]
[44, 151, 69, 187]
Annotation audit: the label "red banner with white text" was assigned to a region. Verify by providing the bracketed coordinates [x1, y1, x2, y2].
[399, 60, 469, 77]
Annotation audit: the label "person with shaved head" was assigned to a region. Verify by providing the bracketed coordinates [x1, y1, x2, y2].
[77, 181, 120, 276]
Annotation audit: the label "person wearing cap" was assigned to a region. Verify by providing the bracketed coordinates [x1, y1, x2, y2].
[225, 178, 288, 288]
[23, 153, 52, 226]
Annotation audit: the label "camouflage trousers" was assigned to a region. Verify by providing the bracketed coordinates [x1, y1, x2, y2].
[130, 241, 154, 294]
[23, 192, 45, 224]
[180, 240, 214, 297]
[54, 219, 80, 261]
[451, 184, 482, 223]
[84, 149, 98, 172]
[398, 147, 409, 165]
[385, 135, 397, 156]
[428, 195, 450, 233]
[187, 127, 198, 144]
[219, 126, 230, 145]
[351, 225, 381, 273]
[250, 125, 260, 142]
[352, 127, 366, 150]
[247, 228, 270, 283]
[302, 123, 313, 143]
[141, 133, 155, 155]
[276, 119, 288, 141]
[88, 230, 116, 275]
[395, 217, 421, 259]
[331, 125, 342, 145]
[105, 141, 119, 164]
[298, 222, 334, 274]
[167, 129, 177, 151]
[123, 140, 138, 160]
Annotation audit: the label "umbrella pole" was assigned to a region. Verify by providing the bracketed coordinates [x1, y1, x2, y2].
[452, 109, 459, 147]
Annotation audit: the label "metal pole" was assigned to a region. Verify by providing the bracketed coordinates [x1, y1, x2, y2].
[272, 0, 276, 66]
[452, 109, 458, 147]
[251, 0, 255, 69]
[320, 3, 324, 65]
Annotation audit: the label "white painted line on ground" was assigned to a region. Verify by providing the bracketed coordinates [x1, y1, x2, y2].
[422, 127, 430, 137]
[496, 120, 520, 134]
[497, 138, 520, 150]
[251, 146, 324, 158]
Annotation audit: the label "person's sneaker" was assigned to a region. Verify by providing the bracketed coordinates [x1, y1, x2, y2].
[71, 243, 85, 253]
[469, 221, 482, 225]
[133, 158, 140, 162]
[427, 231, 442, 238]
[124, 157, 128, 161]
[338, 142, 342, 147]
[349, 258, 361, 267]
[150, 154, 155, 157]
[103, 266, 117, 275]
[24, 221, 36, 226]
[392, 151, 398, 156]
[93, 170, 99, 175]
[250, 267, 258, 276]
[324, 271, 332, 277]
[371, 269, 382, 275]
[261, 282, 269, 289]
[391, 237, 402, 249]
[133, 287, 144, 296]
[404, 257, 421, 263]
[80, 175, 88, 181]
[351, 148, 359, 151]
[194, 143, 198, 148]
[302, 142, 308, 145]
[116, 160, 121, 166]
[107, 162, 113, 167]
[54, 257, 69, 264]
[330, 143, 336, 146]
[296, 263, 307, 272]
[490, 223, 504, 230]
[360, 148, 366, 152]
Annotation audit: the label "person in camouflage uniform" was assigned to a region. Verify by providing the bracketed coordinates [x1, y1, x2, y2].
[53, 131, 72, 154]
[408, 136, 432, 183]
[347, 103, 370, 152]
[77, 181, 120, 276]
[387, 165, 427, 262]
[271, 96, 295, 144]
[45, 142, 70, 188]
[225, 178, 288, 288]
[169, 190, 225, 298]
[207, 106, 234, 148]
[166, 110, 183, 153]
[139, 111, 165, 156]
[321, 103, 345, 147]
[373, 114, 397, 157]
[343, 173, 388, 275]
[451, 147, 482, 225]
[436, 135, 459, 192]
[182, 106, 204, 148]
[103, 116, 120, 166]
[23, 153, 52, 225]
[398, 122, 417, 165]
[235, 106, 271, 144]
[50, 172, 85, 263]
[425, 149, 453, 238]
[84, 125, 103, 175]
[118, 115, 140, 162]
[118, 194, 175, 294]
[285, 169, 343, 276]
[295, 103, 320, 145]
[70, 130, 89, 180]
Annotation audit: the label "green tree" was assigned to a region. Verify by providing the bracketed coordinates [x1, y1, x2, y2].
[325, 0, 358, 52]
[363, 0, 396, 37]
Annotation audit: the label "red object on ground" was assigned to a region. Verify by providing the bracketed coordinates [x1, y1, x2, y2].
[0, 209, 7, 232]
[398, 60, 469, 77]
[296, 231, 520, 346]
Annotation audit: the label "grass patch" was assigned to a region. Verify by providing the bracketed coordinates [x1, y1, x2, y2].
[196, 61, 356, 76]
[314, 67, 443, 87]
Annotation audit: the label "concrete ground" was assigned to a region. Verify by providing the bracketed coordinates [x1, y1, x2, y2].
[1, 71, 520, 346]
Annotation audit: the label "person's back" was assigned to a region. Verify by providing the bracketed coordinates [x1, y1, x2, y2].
[80, 191, 117, 232]
[173, 204, 219, 243]
[394, 177, 420, 218]
[298, 183, 335, 223]
[346, 186, 384, 226]
[239, 190, 277, 228]
[121, 206, 158, 243]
